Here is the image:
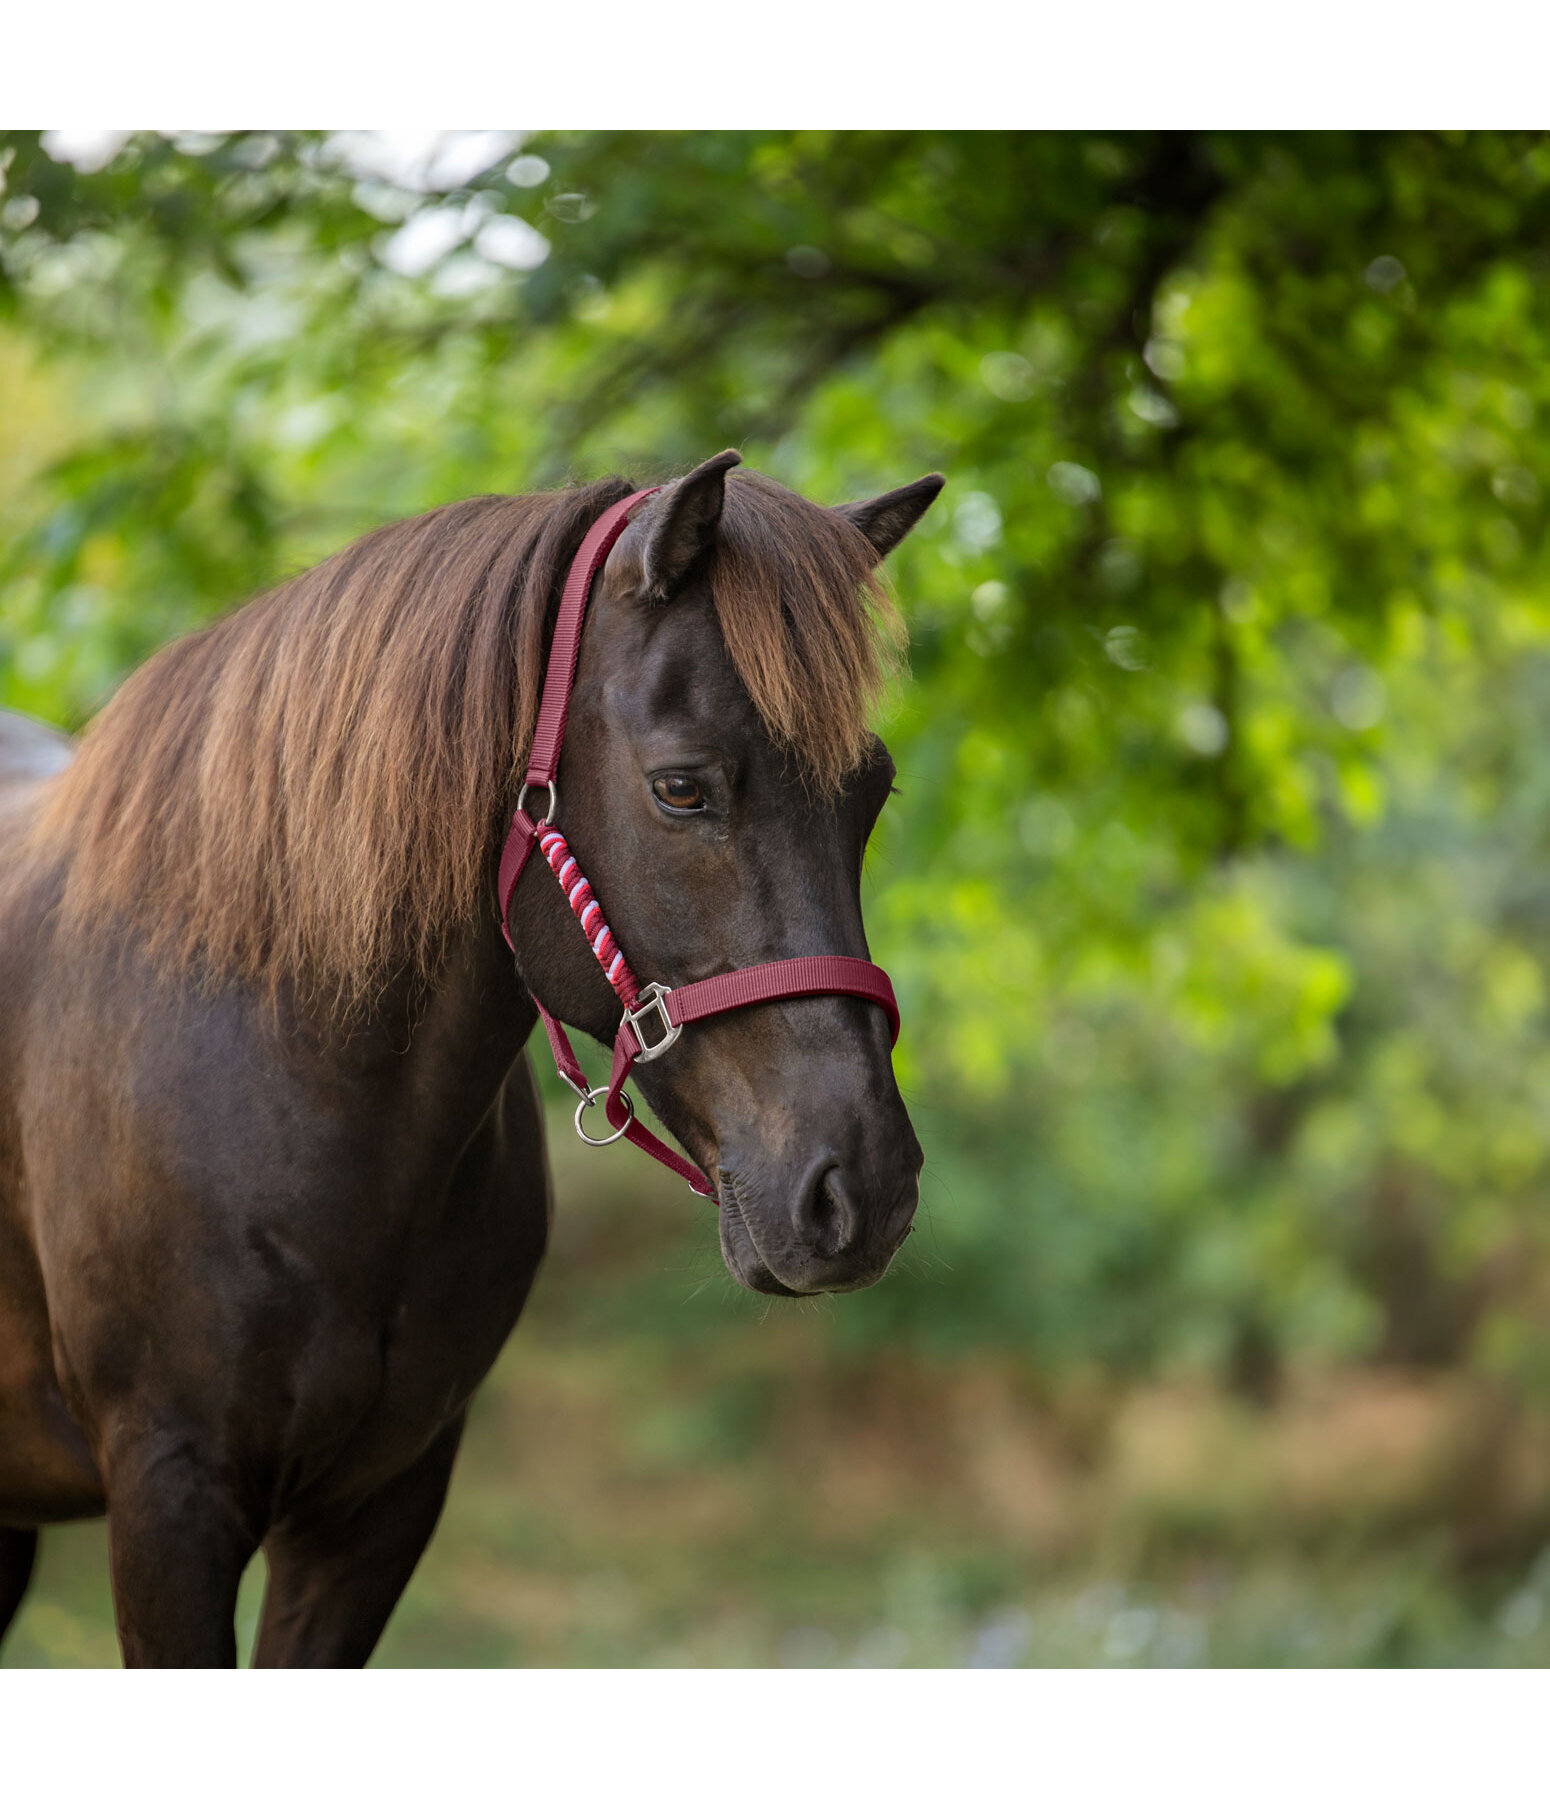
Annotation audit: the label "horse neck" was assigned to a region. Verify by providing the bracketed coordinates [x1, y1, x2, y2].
[304, 919, 538, 1125]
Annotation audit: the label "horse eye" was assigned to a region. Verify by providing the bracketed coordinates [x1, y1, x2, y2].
[652, 773, 705, 812]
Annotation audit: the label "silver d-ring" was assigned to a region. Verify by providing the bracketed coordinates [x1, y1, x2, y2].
[516, 780, 558, 826]
[575, 1084, 634, 1147]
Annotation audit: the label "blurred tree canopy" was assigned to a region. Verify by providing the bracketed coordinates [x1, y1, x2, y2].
[4, 130, 1550, 1404]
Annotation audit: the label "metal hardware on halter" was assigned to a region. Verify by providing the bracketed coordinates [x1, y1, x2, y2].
[515, 780, 558, 827]
[622, 982, 681, 1062]
[553, 1064, 591, 1104]
[575, 1083, 634, 1146]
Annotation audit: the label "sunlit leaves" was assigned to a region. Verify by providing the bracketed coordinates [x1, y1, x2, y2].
[5, 132, 1550, 1390]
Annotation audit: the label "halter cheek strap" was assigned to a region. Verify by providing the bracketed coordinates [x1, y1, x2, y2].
[497, 487, 901, 1202]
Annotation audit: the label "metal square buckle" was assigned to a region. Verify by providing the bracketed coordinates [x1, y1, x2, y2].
[555, 1066, 591, 1103]
[623, 982, 681, 1062]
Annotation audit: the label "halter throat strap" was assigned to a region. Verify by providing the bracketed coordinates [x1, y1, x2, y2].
[496, 486, 900, 1201]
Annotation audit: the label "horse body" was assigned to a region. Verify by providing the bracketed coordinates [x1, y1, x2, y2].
[0, 455, 941, 1664]
[0, 711, 551, 1660]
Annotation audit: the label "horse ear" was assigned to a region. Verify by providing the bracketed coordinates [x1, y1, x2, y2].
[835, 473, 946, 563]
[637, 449, 742, 598]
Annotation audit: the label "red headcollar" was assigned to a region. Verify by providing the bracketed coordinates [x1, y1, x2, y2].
[497, 489, 899, 1200]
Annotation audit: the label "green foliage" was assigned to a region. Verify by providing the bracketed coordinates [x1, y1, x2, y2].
[4, 129, 1550, 1408]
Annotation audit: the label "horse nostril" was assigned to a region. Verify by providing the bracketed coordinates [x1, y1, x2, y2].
[796, 1159, 861, 1259]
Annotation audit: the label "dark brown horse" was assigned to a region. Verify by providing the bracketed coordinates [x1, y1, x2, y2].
[0, 452, 942, 1666]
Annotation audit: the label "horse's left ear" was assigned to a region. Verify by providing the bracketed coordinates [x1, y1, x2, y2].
[835, 473, 946, 564]
[637, 449, 742, 599]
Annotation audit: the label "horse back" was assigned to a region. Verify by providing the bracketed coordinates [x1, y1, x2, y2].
[0, 708, 73, 790]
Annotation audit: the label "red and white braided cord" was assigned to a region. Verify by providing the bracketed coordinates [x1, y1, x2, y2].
[537, 826, 638, 1005]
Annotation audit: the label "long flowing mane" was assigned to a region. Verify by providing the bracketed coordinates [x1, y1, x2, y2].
[32, 472, 902, 1012]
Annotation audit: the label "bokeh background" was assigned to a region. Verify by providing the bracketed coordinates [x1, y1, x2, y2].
[4, 129, 1550, 1667]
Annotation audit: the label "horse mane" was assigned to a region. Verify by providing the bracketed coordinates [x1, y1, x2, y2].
[32, 471, 902, 1012]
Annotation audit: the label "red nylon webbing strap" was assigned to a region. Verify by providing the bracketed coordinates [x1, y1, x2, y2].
[526, 488, 661, 788]
[496, 479, 903, 1202]
[497, 810, 538, 952]
[534, 999, 589, 1097]
[641, 956, 899, 1050]
[497, 489, 660, 948]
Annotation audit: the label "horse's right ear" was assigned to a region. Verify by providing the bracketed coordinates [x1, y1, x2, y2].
[637, 449, 742, 599]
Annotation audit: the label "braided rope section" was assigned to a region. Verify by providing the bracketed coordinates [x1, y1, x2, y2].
[537, 826, 639, 1005]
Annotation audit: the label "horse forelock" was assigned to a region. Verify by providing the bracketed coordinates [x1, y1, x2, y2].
[710, 473, 905, 796]
[30, 470, 903, 1015]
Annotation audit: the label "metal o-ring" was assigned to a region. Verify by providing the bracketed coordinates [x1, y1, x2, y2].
[517, 780, 558, 826]
[575, 1084, 634, 1147]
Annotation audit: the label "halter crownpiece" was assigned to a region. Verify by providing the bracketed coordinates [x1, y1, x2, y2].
[497, 486, 901, 1201]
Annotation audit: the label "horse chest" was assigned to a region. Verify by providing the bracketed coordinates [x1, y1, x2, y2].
[245, 1062, 551, 1503]
[14, 944, 550, 1519]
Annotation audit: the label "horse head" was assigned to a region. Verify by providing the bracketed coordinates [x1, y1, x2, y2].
[508, 453, 943, 1296]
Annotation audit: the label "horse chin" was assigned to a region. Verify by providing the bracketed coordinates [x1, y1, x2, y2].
[726, 1247, 807, 1298]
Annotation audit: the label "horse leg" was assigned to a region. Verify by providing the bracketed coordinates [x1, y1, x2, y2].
[0, 1528, 38, 1646]
[104, 1431, 259, 1668]
[252, 1417, 465, 1668]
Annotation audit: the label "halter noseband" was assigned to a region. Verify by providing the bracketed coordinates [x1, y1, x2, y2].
[496, 487, 900, 1201]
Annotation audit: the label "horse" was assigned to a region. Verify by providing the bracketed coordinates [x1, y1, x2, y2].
[0, 450, 943, 1667]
